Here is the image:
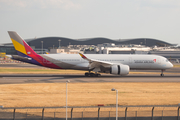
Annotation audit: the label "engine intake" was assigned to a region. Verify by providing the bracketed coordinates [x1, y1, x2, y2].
[110, 64, 129, 75]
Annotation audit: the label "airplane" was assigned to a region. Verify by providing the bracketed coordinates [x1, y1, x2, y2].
[8, 31, 173, 77]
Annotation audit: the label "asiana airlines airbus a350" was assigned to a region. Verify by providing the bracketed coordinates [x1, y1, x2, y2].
[8, 31, 173, 77]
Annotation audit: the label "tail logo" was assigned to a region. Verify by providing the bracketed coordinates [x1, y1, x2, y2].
[11, 38, 27, 55]
[79, 53, 87, 59]
[27, 52, 31, 54]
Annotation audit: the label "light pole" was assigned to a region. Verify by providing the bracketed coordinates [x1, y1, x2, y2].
[111, 88, 118, 120]
[58, 39, 61, 48]
[41, 41, 43, 54]
[66, 80, 70, 120]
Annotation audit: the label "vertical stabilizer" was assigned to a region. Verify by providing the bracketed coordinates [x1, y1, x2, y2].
[8, 31, 28, 56]
[7, 31, 61, 69]
[8, 31, 38, 57]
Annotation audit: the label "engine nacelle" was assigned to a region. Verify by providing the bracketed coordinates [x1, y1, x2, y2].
[110, 64, 129, 75]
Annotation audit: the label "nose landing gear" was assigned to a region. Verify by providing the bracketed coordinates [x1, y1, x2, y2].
[161, 70, 165, 77]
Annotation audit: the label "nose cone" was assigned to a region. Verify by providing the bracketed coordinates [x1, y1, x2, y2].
[168, 62, 173, 68]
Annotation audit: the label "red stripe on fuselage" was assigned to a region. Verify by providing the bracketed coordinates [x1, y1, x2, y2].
[22, 41, 62, 69]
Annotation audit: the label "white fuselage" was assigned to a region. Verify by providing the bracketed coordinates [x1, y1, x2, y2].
[42, 54, 173, 70]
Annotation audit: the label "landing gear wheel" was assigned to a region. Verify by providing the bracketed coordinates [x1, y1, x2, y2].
[160, 70, 165, 77]
[161, 74, 164, 77]
[94, 73, 101, 77]
[97, 74, 101, 77]
[90, 73, 95, 77]
[84, 72, 101, 77]
[85, 72, 89, 77]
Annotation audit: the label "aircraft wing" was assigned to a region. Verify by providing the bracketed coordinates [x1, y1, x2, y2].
[79, 53, 113, 71]
[79, 53, 129, 75]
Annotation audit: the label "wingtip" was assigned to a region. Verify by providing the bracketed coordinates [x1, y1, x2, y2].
[79, 53, 87, 59]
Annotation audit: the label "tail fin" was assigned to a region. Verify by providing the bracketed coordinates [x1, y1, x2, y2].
[8, 31, 37, 57]
[8, 31, 61, 69]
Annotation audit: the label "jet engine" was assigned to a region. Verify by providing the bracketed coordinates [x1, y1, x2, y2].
[110, 64, 129, 75]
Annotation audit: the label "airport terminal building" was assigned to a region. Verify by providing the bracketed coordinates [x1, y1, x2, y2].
[0, 37, 173, 54]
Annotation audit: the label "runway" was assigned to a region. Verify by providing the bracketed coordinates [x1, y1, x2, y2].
[0, 74, 180, 84]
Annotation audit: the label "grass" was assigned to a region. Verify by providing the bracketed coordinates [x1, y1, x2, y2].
[174, 65, 180, 67]
[1, 82, 180, 108]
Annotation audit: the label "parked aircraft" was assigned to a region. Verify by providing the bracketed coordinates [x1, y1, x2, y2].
[8, 31, 173, 77]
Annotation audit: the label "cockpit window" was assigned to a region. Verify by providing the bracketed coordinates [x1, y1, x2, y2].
[166, 59, 169, 62]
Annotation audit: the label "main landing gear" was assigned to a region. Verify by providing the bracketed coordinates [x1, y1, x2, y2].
[85, 72, 101, 77]
[161, 69, 165, 77]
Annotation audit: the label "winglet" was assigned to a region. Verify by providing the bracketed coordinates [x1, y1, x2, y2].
[79, 53, 87, 59]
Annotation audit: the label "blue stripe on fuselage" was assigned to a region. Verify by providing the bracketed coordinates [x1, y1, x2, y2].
[16, 51, 42, 66]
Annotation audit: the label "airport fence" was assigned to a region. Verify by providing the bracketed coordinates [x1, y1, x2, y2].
[0, 105, 180, 120]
